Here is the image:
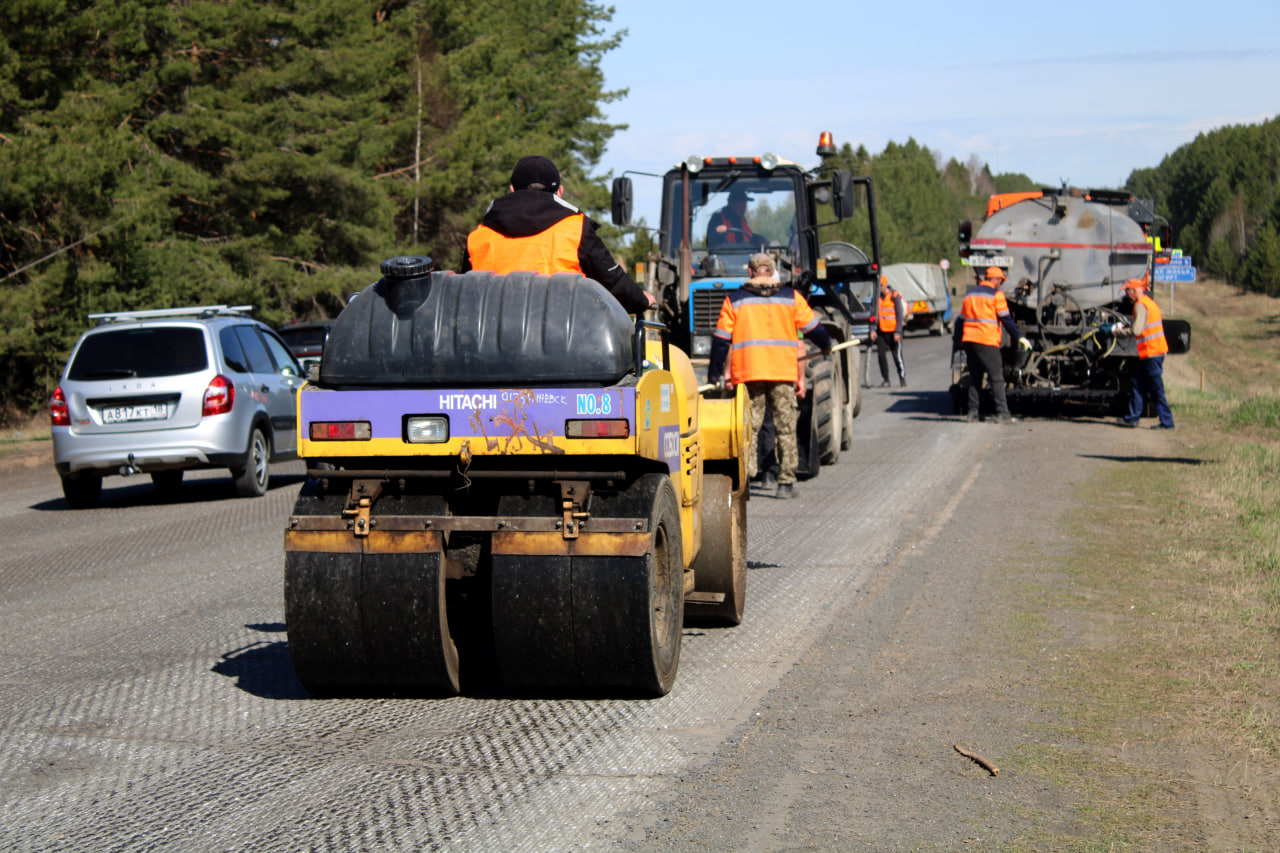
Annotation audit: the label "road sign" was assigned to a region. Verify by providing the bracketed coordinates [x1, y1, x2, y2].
[1164, 256, 1192, 266]
[940, 259, 950, 270]
[1154, 265, 1197, 283]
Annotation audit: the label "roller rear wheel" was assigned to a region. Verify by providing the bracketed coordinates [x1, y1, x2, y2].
[284, 485, 460, 696]
[685, 473, 747, 626]
[490, 474, 683, 696]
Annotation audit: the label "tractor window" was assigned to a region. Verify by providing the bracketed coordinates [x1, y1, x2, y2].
[666, 174, 798, 256]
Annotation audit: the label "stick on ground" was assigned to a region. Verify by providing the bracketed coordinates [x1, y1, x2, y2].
[954, 744, 1000, 776]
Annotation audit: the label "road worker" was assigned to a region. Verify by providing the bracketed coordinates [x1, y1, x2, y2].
[869, 274, 907, 387]
[707, 253, 832, 499]
[952, 266, 1030, 424]
[1118, 277, 1174, 429]
[463, 155, 655, 314]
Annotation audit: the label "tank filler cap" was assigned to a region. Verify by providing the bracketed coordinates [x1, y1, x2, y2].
[380, 255, 434, 280]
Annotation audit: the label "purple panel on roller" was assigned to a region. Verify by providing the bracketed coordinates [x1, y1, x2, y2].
[301, 387, 636, 439]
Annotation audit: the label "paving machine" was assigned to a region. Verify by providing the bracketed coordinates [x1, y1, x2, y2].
[283, 258, 749, 697]
[955, 188, 1190, 414]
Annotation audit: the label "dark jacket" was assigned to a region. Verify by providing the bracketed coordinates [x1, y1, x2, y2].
[462, 190, 649, 313]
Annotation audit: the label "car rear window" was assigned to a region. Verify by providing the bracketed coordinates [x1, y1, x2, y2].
[67, 327, 209, 380]
[281, 327, 328, 348]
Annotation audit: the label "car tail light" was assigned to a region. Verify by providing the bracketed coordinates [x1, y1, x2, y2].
[50, 387, 70, 426]
[565, 419, 630, 438]
[202, 374, 234, 416]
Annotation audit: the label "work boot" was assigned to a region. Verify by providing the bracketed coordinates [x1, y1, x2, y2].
[753, 471, 778, 490]
[1151, 423, 1175, 430]
[996, 414, 1017, 425]
[1116, 418, 1138, 428]
[965, 411, 979, 423]
[899, 378, 908, 388]
[774, 482, 798, 500]
[879, 380, 890, 388]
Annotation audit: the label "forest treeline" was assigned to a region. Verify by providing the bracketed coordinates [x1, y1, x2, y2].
[2, 2, 1276, 420]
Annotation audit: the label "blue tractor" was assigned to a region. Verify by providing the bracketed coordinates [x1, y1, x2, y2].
[611, 133, 883, 475]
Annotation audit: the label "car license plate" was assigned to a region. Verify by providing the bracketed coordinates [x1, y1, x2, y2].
[101, 403, 168, 424]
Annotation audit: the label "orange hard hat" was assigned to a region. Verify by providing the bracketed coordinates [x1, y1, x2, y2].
[984, 266, 1007, 281]
[1122, 278, 1146, 290]
[880, 274, 888, 285]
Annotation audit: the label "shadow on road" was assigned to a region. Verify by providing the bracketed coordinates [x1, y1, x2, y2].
[211, 622, 310, 700]
[1079, 453, 1207, 466]
[30, 473, 307, 511]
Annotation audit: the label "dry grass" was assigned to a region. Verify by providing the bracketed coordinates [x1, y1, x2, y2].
[998, 277, 1280, 851]
[0, 411, 52, 468]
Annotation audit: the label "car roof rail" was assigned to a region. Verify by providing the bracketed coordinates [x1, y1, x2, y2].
[88, 305, 255, 325]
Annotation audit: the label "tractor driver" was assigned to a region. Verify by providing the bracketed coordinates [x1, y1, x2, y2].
[706, 188, 757, 248]
[463, 155, 656, 314]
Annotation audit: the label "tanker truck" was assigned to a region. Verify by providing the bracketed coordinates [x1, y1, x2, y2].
[953, 188, 1190, 415]
[283, 258, 749, 697]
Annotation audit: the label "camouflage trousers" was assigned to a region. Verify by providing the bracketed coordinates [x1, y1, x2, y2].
[746, 381, 799, 485]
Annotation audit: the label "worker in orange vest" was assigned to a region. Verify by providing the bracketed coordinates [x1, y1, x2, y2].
[708, 253, 833, 499]
[463, 155, 655, 314]
[869, 274, 908, 388]
[1118, 277, 1174, 429]
[952, 266, 1031, 424]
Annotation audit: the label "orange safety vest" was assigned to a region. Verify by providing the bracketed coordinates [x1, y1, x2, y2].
[466, 214, 585, 275]
[960, 285, 1012, 348]
[715, 287, 819, 383]
[877, 290, 901, 332]
[1135, 294, 1168, 358]
[710, 209, 753, 245]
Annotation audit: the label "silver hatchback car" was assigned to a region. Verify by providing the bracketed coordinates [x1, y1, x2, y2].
[50, 305, 305, 507]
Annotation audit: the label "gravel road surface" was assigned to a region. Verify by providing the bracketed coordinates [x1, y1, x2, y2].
[0, 333, 1159, 851]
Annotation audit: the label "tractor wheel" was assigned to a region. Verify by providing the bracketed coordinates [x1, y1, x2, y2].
[284, 484, 459, 696]
[846, 345, 862, 427]
[685, 473, 747, 627]
[491, 474, 683, 696]
[796, 402, 821, 481]
[810, 355, 837, 466]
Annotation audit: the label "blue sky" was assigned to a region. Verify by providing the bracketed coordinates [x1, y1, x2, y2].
[592, 0, 1278, 222]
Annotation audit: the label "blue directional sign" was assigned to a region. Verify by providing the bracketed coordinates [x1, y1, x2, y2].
[1154, 265, 1197, 283]
[1166, 256, 1192, 266]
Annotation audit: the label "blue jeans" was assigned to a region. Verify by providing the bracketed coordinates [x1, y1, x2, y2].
[1126, 355, 1174, 427]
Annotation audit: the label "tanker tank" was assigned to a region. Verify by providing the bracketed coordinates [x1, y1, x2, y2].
[953, 188, 1190, 416]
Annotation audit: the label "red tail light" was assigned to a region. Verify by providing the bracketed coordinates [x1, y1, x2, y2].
[50, 386, 70, 426]
[202, 374, 234, 416]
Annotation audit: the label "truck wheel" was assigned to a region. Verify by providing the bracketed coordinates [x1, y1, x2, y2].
[60, 471, 102, 508]
[231, 427, 269, 497]
[284, 486, 460, 696]
[930, 319, 943, 336]
[491, 474, 684, 696]
[685, 473, 747, 627]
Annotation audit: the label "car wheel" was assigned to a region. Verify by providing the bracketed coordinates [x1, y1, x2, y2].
[61, 471, 103, 508]
[232, 428, 270, 497]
